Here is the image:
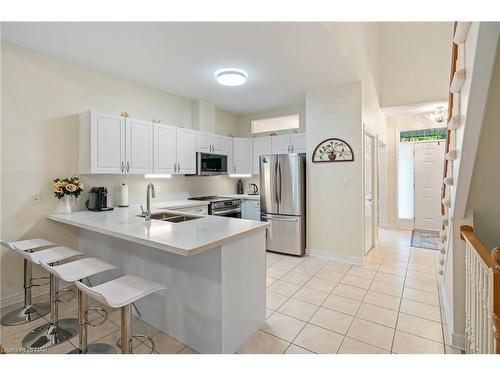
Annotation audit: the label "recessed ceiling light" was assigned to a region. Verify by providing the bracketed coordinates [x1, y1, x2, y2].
[215, 68, 248, 87]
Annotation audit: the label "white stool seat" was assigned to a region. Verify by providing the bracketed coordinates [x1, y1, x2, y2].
[75, 275, 166, 309]
[24, 246, 82, 265]
[40, 257, 118, 282]
[1, 239, 55, 252]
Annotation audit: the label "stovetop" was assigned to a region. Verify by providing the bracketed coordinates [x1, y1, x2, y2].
[188, 196, 237, 203]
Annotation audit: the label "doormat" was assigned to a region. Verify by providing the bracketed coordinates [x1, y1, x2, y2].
[411, 230, 440, 250]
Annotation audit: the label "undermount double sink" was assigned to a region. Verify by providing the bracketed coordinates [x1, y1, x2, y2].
[136, 212, 201, 223]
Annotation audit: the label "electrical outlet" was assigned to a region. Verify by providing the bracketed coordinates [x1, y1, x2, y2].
[32, 193, 42, 205]
[155, 185, 160, 195]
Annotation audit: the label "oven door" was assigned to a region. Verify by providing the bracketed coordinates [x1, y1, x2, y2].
[197, 153, 228, 175]
[212, 207, 242, 218]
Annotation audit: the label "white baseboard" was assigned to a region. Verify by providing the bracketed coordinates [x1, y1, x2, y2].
[451, 332, 466, 350]
[439, 283, 466, 351]
[308, 248, 364, 265]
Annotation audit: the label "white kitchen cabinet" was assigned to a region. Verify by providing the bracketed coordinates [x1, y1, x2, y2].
[196, 132, 230, 155]
[125, 117, 153, 174]
[153, 124, 177, 174]
[176, 128, 197, 174]
[232, 138, 252, 175]
[252, 136, 272, 174]
[271, 133, 306, 154]
[242, 200, 261, 221]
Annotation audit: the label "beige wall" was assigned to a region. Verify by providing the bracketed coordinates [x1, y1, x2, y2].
[0, 43, 240, 303]
[306, 83, 363, 261]
[236, 104, 305, 137]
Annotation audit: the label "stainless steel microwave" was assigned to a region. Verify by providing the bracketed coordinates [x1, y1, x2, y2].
[196, 152, 228, 176]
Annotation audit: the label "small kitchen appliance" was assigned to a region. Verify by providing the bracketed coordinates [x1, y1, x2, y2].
[248, 183, 259, 195]
[236, 179, 244, 195]
[85, 187, 114, 212]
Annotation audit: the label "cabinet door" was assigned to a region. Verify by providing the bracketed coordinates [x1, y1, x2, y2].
[271, 135, 291, 154]
[196, 132, 211, 153]
[291, 133, 306, 153]
[252, 137, 272, 174]
[212, 135, 230, 155]
[176, 128, 197, 174]
[250, 201, 261, 220]
[233, 138, 252, 174]
[154, 124, 177, 174]
[241, 200, 251, 220]
[125, 118, 153, 174]
[90, 113, 125, 174]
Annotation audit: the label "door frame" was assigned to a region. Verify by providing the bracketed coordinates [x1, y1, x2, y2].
[363, 129, 377, 255]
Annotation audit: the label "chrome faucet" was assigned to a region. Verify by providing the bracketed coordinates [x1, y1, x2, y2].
[141, 183, 156, 221]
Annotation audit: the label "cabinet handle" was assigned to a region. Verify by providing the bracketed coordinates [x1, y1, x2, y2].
[287, 145, 290, 152]
[177, 163, 180, 172]
[291, 145, 294, 152]
[126, 161, 130, 173]
[121, 161, 124, 173]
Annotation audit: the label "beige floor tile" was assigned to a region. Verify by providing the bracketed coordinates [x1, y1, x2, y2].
[346, 267, 377, 280]
[278, 298, 318, 321]
[302, 257, 328, 268]
[267, 280, 302, 297]
[340, 275, 372, 289]
[281, 271, 312, 286]
[315, 268, 344, 283]
[347, 318, 395, 351]
[273, 260, 300, 271]
[405, 277, 438, 293]
[406, 269, 436, 282]
[293, 286, 329, 306]
[445, 345, 463, 354]
[70, 318, 120, 347]
[369, 281, 403, 297]
[310, 307, 353, 335]
[293, 264, 322, 276]
[304, 276, 338, 293]
[293, 324, 344, 354]
[381, 260, 408, 270]
[407, 263, 435, 273]
[396, 313, 443, 343]
[178, 346, 198, 354]
[266, 308, 274, 319]
[324, 261, 351, 274]
[0, 316, 49, 341]
[374, 272, 405, 286]
[332, 284, 367, 302]
[322, 294, 361, 316]
[403, 288, 439, 307]
[280, 255, 307, 265]
[149, 331, 185, 353]
[266, 277, 278, 287]
[266, 291, 289, 310]
[284, 344, 315, 354]
[133, 343, 157, 354]
[96, 329, 144, 353]
[363, 290, 401, 311]
[400, 299, 441, 322]
[266, 267, 289, 279]
[356, 303, 398, 328]
[261, 312, 306, 342]
[239, 330, 289, 354]
[393, 331, 444, 354]
[338, 337, 389, 354]
[378, 266, 407, 277]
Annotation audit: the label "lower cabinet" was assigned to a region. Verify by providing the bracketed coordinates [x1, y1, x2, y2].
[242, 200, 261, 221]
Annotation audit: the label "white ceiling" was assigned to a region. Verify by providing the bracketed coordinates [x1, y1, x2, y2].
[1, 22, 357, 115]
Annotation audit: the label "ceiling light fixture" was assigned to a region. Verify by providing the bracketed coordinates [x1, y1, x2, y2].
[215, 68, 248, 87]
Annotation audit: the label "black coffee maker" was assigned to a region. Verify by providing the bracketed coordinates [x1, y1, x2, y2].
[85, 187, 114, 212]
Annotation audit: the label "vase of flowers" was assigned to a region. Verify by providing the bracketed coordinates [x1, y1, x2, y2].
[53, 176, 84, 214]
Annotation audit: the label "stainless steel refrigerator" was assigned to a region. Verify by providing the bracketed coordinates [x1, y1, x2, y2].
[260, 153, 306, 256]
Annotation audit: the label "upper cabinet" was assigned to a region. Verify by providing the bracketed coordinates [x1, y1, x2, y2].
[271, 133, 306, 154]
[252, 136, 272, 175]
[153, 124, 177, 174]
[175, 128, 197, 174]
[80, 111, 153, 174]
[196, 132, 231, 155]
[232, 138, 252, 175]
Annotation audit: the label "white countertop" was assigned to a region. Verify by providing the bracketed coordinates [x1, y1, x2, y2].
[48, 200, 268, 257]
[222, 194, 260, 201]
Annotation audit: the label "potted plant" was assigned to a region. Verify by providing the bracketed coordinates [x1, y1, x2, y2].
[53, 176, 84, 213]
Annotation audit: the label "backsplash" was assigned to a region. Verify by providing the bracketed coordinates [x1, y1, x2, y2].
[73, 174, 259, 210]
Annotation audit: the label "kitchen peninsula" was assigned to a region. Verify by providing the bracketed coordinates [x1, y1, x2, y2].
[48, 200, 269, 354]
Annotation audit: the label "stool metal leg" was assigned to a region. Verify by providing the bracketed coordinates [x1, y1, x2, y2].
[1, 259, 50, 326]
[68, 286, 115, 354]
[121, 305, 132, 354]
[21, 273, 78, 350]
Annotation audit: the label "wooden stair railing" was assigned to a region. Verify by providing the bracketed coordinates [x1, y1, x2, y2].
[460, 225, 500, 354]
[441, 22, 459, 216]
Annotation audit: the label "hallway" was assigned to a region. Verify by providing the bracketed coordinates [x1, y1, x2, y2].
[240, 229, 462, 354]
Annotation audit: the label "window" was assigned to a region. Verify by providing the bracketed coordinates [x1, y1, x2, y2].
[251, 114, 299, 134]
[397, 142, 414, 220]
[400, 128, 446, 142]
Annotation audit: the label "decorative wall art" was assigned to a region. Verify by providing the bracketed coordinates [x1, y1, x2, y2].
[312, 138, 354, 163]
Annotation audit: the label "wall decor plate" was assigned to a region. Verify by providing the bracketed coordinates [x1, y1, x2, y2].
[312, 138, 354, 162]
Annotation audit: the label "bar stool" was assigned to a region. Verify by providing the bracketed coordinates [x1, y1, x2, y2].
[39, 257, 118, 354]
[21, 246, 83, 350]
[75, 275, 166, 354]
[0, 239, 55, 326]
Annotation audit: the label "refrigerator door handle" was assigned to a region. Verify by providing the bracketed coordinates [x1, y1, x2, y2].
[274, 158, 280, 207]
[278, 159, 282, 205]
[261, 215, 299, 222]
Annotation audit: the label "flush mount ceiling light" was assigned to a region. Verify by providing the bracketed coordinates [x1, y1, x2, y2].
[215, 68, 248, 87]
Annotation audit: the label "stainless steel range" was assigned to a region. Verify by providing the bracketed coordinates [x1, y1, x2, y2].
[188, 196, 242, 218]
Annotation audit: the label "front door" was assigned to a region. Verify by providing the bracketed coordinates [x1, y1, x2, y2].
[364, 133, 374, 254]
[414, 142, 445, 231]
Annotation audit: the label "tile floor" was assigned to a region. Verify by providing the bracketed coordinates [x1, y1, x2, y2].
[0, 229, 463, 354]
